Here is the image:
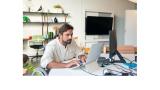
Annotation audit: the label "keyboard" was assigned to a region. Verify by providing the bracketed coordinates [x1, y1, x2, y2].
[70, 60, 84, 69]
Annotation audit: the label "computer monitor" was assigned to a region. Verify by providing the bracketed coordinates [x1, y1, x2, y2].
[109, 30, 126, 63]
[109, 30, 117, 55]
[97, 30, 126, 67]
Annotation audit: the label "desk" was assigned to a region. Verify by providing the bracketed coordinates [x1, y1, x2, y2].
[48, 61, 105, 76]
[48, 54, 136, 76]
[48, 68, 91, 76]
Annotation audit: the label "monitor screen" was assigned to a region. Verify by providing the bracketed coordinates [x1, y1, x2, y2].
[85, 16, 113, 35]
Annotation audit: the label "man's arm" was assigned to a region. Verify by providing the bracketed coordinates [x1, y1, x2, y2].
[46, 59, 79, 69]
[72, 40, 86, 63]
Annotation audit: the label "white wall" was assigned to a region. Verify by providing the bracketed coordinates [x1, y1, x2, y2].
[82, 0, 136, 46]
[23, 0, 136, 46]
[125, 10, 137, 46]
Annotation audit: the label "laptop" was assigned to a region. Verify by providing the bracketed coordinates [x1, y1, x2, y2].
[71, 43, 104, 69]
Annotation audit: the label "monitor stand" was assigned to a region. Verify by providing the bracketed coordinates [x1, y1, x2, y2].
[99, 50, 126, 67]
[109, 50, 126, 63]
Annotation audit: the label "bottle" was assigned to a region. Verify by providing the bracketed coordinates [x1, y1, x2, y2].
[103, 46, 107, 54]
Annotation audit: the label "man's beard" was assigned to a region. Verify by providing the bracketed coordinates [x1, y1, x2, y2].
[63, 39, 72, 46]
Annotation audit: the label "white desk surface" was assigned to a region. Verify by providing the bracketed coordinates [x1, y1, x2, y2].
[48, 68, 91, 76]
[48, 54, 136, 76]
[48, 61, 105, 76]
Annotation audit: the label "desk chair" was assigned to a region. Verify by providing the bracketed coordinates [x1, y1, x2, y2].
[31, 67, 50, 76]
[29, 35, 44, 62]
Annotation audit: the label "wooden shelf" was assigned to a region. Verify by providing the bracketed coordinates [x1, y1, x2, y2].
[23, 11, 70, 36]
[23, 11, 69, 25]
[23, 11, 69, 16]
[23, 22, 69, 24]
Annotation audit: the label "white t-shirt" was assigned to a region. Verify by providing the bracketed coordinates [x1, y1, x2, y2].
[40, 38, 83, 68]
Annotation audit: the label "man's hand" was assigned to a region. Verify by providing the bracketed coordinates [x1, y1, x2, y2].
[65, 59, 79, 68]
[78, 55, 87, 63]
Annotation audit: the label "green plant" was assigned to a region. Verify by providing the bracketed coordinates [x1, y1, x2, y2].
[53, 4, 62, 9]
[23, 16, 30, 23]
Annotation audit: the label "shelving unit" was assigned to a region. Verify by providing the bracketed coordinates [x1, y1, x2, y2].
[23, 11, 70, 60]
[23, 11, 69, 24]
[23, 11, 69, 36]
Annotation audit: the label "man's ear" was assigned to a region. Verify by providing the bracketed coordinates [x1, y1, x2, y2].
[58, 33, 62, 39]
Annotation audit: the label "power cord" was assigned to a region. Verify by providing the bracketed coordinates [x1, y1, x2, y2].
[103, 68, 129, 76]
[102, 61, 137, 76]
[112, 63, 131, 71]
[79, 67, 103, 76]
[113, 63, 137, 76]
[123, 57, 136, 63]
[79, 56, 137, 76]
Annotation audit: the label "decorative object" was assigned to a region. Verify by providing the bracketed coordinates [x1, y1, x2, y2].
[48, 32, 54, 39]
[37, 5, 42, 11]
[23, 16, 30, 23]
[53, 4, 63, 13]
[53, 4, 62, 9]
[54, 17, 58, 23]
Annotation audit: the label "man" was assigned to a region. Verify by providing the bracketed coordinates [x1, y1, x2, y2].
[41, 23, 86, 69]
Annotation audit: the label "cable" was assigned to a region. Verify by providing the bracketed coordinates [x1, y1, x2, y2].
[112, 63, 137, 75]
[112, 63, 131, 72]
[103, 68, 119, 75]
[103, 68, 126, 76]
[80, 56, 137, 76]
[123, 56, 136, 63]
[103, 62, 137, 76]
[79, 67, 102, 76]
[108, 57, 137, 70]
